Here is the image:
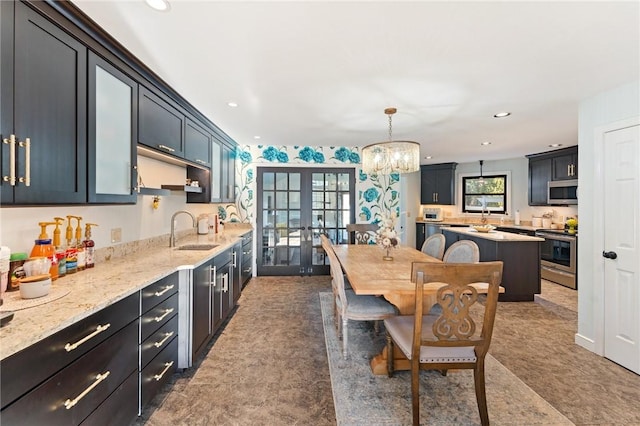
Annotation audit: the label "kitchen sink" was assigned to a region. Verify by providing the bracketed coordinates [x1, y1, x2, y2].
[176, 244, 219, 251]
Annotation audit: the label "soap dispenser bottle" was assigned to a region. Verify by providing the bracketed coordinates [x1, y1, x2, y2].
[84, 223, 98, 268]
[53, 217, 66, 278]
[30, 222, 58, 281]
[73, 217, 86, 271]
[65, 216, 78, 274]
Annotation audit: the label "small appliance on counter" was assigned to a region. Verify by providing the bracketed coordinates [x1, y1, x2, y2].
[423, 207, 443, 222]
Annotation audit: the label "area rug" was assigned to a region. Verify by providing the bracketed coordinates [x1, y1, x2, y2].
[320, 292, 573, 426]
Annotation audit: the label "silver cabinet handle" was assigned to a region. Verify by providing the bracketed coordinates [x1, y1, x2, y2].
[154, 284, 175, 297]
[153, 361, 174, 381]
[19, 137, 30, 186]
[65, 323, 111, 352]
[243, 250, 252, 255]
[210, 265, 216, 287]
[64, 371, 110, 409]
[154, 308, 174, 322]
[195, 159, 207, 165]
[222, 273, 228, 292]
[243, 268, 251, 274]
[158, 144, 175, 153]
[154, 331, 175, 348]
[2, 134, 16, 185]
[232, 251, 237, 267]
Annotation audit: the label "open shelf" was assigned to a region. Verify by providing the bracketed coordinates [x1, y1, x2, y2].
[161, 184, 203, 193]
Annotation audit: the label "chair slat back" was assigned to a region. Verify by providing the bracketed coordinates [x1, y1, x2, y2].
[346, 223, 378, 245]
[410, 262, 503, 359]
[321, 235, 348, 314]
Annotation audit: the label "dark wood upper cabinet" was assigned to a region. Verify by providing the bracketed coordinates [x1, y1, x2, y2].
[138, 86, 185, 158]
[420, 163, 457, 205]
[1, 1, 87, 205]
[551, 147, 578, 180]
[526, 145, 578, 206]
[88, 52, 138, 203]
[184, 118, 211, 168]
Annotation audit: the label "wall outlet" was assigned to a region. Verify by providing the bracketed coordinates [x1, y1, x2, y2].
[111, 228, 122, 243]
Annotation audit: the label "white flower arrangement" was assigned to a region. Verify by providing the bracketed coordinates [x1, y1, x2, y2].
[376, 212, 399, 250]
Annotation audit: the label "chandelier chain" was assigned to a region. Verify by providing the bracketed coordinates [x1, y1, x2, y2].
[388, 113, 393, 141]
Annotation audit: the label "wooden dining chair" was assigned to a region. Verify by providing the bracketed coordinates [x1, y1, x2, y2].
[443, 240, 480, 263]
[420, 233, 446, 260]
[346, 223, 378, 245]
[384, 261, 503, 426]
[321, 235, 397, 359]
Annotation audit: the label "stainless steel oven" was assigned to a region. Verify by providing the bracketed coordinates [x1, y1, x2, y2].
[535, 230, 577, 289]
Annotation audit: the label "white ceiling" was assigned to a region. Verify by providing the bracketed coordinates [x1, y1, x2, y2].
[72, 0, 640, 165]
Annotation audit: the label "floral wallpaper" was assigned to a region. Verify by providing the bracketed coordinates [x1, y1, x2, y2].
[216, 145, 402, 230]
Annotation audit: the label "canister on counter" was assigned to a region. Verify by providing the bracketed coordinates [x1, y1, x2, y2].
[8, 252, 28, 291]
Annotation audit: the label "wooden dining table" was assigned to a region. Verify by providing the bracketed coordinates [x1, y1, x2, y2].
[332, 243, 502, 375]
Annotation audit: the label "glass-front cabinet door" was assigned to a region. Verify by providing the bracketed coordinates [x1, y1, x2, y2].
[88, 52, 138, 203]
[257, 167, 355, 276]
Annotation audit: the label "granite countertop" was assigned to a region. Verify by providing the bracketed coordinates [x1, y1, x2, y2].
[0, 226, 252, 360]
[440, 226, 544, 242]
[416, 219, 541, 232]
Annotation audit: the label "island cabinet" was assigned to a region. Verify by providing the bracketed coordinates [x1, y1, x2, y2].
[420, 163, 457, 205]
[1, 0, 87, 205]
[442, 228, 541, 302]
[139, 272, 179, 412]
[0, 293, 139, 425]
[526, 145, 578, 205]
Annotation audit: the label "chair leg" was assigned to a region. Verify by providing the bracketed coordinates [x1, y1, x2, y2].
[342, 317, 349, 359]
[411, 359, 420, 426]
[336, 312, 342, 340]
[374, 320, 380, 335]
[473, 360, 489, 426]
[386, 332, 394, 378]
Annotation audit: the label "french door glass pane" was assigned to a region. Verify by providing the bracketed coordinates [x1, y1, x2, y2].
[264, 173, 274, 190]
[276, 173, 288, 190]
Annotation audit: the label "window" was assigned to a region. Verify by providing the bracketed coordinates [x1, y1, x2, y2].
[462, 174, 507, 214]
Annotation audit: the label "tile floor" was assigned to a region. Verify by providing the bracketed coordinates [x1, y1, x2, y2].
[136, 277, 640, 425]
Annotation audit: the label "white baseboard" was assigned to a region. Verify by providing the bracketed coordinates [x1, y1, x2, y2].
[575, 333, 600, 354]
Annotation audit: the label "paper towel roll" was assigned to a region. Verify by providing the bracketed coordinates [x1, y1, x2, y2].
[515, 210, 521, 225]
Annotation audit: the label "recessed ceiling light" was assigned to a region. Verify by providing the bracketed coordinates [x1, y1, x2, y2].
[254, 136, 261, 140]
[227, 102, 238, 108]
[548, 143, 563, 148]
[493, 112, 511, 118]
[424, 156, 432, 160]
[145, 0, 170, 12]
[481, 141, 492, 146]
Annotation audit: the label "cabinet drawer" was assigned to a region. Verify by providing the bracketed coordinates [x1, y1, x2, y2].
[141, 314, 178, 369]
[1, 292, 139, 409]
[242, 245, 253, 265]
[140, 292, 178, 342]
[141, 272, 179, 313]
[141, 336, 178, 409]
[1, 320, 138, 425]
[80, 370, 138, 426]
[241, 259, 252, 285]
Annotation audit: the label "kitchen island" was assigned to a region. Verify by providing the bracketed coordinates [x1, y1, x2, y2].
[441, 227, 544, 301]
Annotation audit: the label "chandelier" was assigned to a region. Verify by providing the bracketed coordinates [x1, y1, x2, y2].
[361, 108, 420, 175]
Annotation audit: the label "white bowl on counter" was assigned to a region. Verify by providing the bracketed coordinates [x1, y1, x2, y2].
[19, 274, 51, 299]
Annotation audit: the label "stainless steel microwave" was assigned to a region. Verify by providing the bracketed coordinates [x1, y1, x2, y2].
[548, 179, 578, 205]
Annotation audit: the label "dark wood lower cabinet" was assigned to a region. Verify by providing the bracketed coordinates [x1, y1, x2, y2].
[80, 370, 139, 426]
[0, 320, 139, 425]
[141, 336, 178, 409]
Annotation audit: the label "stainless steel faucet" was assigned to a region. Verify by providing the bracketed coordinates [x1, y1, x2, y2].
[170, 210, 196, 247]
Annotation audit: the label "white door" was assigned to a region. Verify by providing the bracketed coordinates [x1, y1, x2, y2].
[603, 124, 640, 374]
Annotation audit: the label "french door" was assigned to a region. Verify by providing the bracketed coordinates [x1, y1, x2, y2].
[257, 167, 355, 276]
